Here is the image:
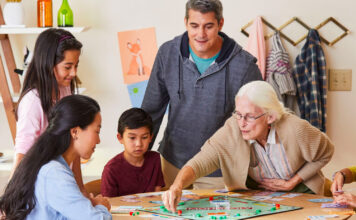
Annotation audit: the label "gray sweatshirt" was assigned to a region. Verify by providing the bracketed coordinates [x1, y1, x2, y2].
[142, 32, 262, 177]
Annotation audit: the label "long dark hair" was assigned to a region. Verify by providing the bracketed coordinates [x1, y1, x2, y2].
[16, 28, 83, 118]
[0, 95, 100, 220]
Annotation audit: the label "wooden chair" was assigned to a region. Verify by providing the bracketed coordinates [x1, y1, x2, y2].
[324, 177, 333, 197]
[84, 179, 101, 196]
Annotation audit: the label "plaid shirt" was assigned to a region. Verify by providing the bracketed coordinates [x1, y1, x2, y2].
[293, 29, 327, 132]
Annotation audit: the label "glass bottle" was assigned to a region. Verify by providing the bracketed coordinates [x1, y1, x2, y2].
[57, 0, 73, 27]
[37, 0, 52, 27]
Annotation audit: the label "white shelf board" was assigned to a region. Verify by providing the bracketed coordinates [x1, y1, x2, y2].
[0, 87, 86, 103]
[0, 26, 88, 34]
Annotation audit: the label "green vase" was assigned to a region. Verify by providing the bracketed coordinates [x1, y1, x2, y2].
[57, 0, 73, 27]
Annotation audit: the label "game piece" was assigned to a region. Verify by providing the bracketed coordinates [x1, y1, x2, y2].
[269, 198, 284, 202]
[271, 207, 276, 211]
[307, 215, 339, 220]
[328, 210, 355, 215]
[255, 209, 261, 214]
[196, 213, 202, 217]
[177, 210, 182, 216]
[120, 198, 141, 203]
[235, 213, 241, 216]
[215, 189, 229, 193]
[129, 211, 134, 216]
[178, 202, 185, 206]
[321, 203, 348, 208]
[111, 205, 143, 214]
[209, 196, 214, 201]
[281, 193, 301, 198]
[276, 204, 280, 209]
[309, 198, 333, 203]
[270, 192, 286, 197]
[136, 211, 139, 215]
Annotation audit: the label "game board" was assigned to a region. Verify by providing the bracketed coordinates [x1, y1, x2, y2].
[140, 196, 302, 219]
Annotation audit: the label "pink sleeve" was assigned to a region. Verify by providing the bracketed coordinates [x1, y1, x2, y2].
[14, 91, 47, 155]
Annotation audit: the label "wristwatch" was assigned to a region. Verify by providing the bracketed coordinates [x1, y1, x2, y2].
[332, 171, 346, 182]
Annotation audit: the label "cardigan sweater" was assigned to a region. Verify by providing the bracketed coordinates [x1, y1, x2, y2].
[186, 113, 334, 195]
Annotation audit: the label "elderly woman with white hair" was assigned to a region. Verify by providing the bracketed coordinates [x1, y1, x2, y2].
[162, 81, 334, 212]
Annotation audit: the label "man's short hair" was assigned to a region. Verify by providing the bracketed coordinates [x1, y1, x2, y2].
[117, 108, 153, 135]
[185, 0, 223, 22]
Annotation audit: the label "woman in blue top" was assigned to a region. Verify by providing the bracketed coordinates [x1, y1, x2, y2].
[0, 95, 111, 220]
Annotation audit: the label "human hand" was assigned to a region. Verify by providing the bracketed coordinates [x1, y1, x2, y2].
[331, 172, 344, 195]
[89, 193, 111, 211]
[162, 185, 182, 213]
[333, 193, 356, 208]
[259, 178, 294, 191]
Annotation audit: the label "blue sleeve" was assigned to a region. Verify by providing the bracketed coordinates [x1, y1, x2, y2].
[45, 167, 112, 220]
[141, 49, 170, 149]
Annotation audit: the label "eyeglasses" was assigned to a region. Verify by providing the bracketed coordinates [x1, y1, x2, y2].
[232, 110, 267, 123]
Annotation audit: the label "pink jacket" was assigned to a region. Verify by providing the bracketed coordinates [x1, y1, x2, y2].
[246, 16, 266, 79]
[14, 87, 71, 154]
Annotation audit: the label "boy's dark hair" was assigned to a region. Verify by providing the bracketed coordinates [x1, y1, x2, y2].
[117, 108, 153, 135]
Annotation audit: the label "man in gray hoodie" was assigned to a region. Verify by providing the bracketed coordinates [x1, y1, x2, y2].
[142, 0, 262, 189]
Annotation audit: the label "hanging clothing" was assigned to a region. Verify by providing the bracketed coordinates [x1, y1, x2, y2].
[246, 16, 266, 79]
[266, 32, 300, 116]
[293, 29, 327, 132]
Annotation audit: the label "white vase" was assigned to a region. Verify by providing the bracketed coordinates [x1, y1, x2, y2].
[3, 2, 25, 26]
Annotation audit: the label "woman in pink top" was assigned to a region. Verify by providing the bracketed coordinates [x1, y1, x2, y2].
[11, 28, 86, 194]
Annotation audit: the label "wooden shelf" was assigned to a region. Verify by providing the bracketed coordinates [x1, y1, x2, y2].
[0, 26, 88, 34]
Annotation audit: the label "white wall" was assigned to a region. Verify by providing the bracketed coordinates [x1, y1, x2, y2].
[1, 0, 355, 182]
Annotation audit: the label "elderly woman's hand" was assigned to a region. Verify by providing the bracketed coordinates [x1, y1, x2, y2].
[259, 179, 294, 191]
[162, 185, 182, 213]
[333, 193, 356, 208]
[259, 174, 303, 191]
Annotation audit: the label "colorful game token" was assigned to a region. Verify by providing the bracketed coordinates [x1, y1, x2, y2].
[209, 197, 214, 201]
[178, 202, 185, 206]
[276, 204, 280, 209]
[136, 211, 139, 215]
[196, 213, 202, 217]
[271, 207, 276, 211]
[235, 213, 241, 216]
[177, 210, 182, 216]
[129, 211, 134, 216]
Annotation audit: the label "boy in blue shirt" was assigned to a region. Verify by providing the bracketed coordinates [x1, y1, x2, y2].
[101, 108, 165, 197]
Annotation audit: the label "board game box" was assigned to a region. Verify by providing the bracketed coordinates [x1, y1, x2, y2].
[140, 195, 302, 219]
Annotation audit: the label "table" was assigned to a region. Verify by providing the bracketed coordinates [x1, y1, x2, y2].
[109, 189, 354, 219]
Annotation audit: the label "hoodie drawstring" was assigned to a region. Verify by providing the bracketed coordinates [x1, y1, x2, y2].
[178, 56, 183, 99]
[224, 64, 230, 112]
